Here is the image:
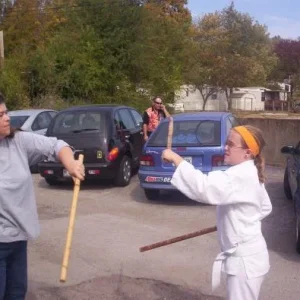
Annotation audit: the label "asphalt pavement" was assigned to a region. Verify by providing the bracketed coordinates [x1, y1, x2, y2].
[26, 166, 300, 300]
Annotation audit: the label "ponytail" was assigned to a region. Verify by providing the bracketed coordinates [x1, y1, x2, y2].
[254, 153, 265, 184]
[241, 125, 266, 184]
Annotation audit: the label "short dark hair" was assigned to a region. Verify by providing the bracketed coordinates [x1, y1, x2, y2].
[152, 96, 162, 102]
[0, 92, 18, 138]
[0, 92, 5, 105]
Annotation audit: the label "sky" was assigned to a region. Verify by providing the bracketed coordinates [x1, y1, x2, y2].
[186, 0, 300, 39]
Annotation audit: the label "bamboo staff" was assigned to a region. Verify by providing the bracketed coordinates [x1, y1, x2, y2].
[140, 226, 217, 252]
[167, 116, 173, 149]
[60, 154, 84, 283]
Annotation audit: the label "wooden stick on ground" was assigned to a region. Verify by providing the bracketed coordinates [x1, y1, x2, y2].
[140, 226, 217, 252]
[60, 154, 84, 283]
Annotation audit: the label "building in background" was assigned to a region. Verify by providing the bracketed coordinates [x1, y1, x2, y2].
[173, 84, 291, 112]
[174, 85, 227, 111]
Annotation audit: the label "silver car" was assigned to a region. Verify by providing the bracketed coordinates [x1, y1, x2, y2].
[9, 109, 57, 135]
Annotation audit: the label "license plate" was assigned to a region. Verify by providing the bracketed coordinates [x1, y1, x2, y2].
[183, 156, 192, 164]
[145, 176, 171, 183]
[63, 169, 71, 178]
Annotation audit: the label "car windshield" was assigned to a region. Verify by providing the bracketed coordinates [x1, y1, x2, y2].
[51, 111, 108, 134]
[10, 116, 29, 128]
[148, 120, 221, 147]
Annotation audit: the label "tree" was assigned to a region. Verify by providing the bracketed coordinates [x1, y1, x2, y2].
[0, 0, 70, 56]
[0, 56, 30, 109]
[270, 38, 300, 98]
[68, 0, 192, 103]
[0, 0, 13, 23]
[0, 0, 193, 109]
[144, 0, 191, 26]
[186, 3, 276, 110]
[184, 12, 226, 110]
[131, 3, 192, 101]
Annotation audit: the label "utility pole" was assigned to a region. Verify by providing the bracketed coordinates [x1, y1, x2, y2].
[0, 31, 4, 69]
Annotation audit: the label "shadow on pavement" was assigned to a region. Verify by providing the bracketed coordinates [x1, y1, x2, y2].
[37, 176, 126, 192]
[27, 275, 223, 300]
[263, 166, 300, 263]
[130, 184, 205, 207]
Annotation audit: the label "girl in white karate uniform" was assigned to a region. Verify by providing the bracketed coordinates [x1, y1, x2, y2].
[162, 125, 272, 300]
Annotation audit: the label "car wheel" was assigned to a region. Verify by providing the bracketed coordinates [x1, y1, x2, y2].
[296, 217, 300, 254]
[144, 189, 160, 201]
[284, 168, 292, 200]
[45, 178, 60, 186]
[114, 156, 132, 187]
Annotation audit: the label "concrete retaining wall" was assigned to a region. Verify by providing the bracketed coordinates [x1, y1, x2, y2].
[238, 118, 300, 166]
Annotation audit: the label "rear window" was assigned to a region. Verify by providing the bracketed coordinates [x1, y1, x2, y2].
[148, 120, 221, 147]
[50, 111, 108, 134]
[10, 116, 29, 128]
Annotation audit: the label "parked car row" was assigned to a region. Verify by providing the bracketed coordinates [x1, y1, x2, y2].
[10, 105, 300, 255]
[10, 106, 238, 189]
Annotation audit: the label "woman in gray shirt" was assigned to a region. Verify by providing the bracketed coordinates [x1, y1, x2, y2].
[0, 94, 85, 299]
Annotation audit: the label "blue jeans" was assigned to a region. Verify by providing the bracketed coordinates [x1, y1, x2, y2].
[0, 241, 27, 300]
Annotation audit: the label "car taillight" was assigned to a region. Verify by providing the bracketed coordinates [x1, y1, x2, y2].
[107, 147, 119, 161]
[88, 170, 101, 175]
[140, 155, 155, 166]
[44, 170, 54, 175]
[212, 155, 224, 166]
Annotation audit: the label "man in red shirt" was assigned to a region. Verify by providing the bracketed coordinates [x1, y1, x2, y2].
[143, 96, 170, 141]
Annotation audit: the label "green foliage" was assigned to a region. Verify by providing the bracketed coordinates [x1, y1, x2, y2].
[132, 7, 189, 102]
[0, 0, 283, 113]
[0, 0, 188, 109]
[0, 57, 30, 109]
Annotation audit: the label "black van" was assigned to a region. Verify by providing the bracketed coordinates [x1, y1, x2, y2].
[38, 105, 144, 186]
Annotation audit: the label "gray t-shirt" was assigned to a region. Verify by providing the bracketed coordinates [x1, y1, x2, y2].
[0, 131, 68, 242]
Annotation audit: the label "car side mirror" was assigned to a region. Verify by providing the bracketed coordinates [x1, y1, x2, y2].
[117, 129, 130, 140]
[134, 121, 143, 129]
[281, 145, 295, 154]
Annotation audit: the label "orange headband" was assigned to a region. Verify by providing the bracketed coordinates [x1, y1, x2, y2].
[233, 126, 260, 157]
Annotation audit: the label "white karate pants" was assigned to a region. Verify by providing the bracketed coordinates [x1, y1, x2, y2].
[226, 262, 265, 300]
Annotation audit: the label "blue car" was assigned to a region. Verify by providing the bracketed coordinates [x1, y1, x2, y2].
[138, 112, 239, 200]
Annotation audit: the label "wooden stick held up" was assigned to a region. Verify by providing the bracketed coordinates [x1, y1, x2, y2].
[60, 154, 84, 283]
[140, 226, 217, 252]
[167, 116, 173, 149]
[139, 116, 217, 253]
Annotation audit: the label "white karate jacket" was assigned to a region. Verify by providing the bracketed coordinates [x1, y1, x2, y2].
[171, 160, 272, 289]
